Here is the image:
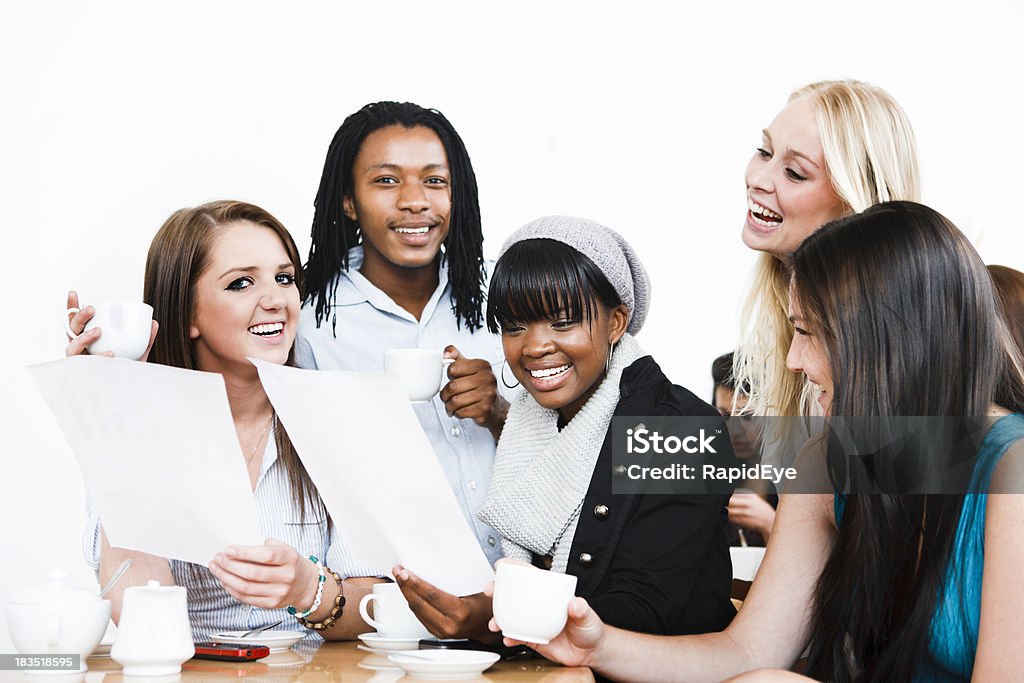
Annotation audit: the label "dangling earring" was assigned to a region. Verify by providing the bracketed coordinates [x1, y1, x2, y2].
[606, 341, 616, 375]
[500, 359, 520, 389]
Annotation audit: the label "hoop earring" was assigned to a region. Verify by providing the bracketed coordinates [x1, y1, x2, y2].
[500, 359, 520, 389]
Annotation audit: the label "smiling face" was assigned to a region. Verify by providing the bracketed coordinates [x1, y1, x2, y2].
[502, 302, 629, 423]
[785, 289, 834, 413]
[189, 221, 300, 378]
[343, 125, 452, 282]
[742, 95, 847, 260]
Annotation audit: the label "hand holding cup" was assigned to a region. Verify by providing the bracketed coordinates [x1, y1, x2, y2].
[439, 345, 509, 437]
[486, 559, 603, 667]
[65, 290, 158, 361]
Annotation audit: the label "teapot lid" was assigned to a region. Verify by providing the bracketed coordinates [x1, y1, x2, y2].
[10, 570, 103, 606]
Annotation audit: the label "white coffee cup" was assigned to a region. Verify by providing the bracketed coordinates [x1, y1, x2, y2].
[491, 562, 577, 644]
[384, 349, 454, 403]
[730, 546, 766, 581]
[66, 299, 154, 360]
[358, 583, 431, 639]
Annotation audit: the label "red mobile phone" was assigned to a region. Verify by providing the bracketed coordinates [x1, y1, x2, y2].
[193, 642, 270, 661]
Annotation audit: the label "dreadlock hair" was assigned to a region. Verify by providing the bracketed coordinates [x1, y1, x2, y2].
[305, 101, 486, 332]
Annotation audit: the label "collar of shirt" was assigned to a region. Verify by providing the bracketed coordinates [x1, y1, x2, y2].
[333, 246, 451, 324]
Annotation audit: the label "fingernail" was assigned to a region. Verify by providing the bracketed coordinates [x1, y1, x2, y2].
[225, 547, 238, 557]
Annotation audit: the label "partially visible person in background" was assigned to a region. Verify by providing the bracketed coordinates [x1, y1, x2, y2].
[990, 265, 1024, 413]
[712, 352, 776, 547]
[990, 265, 1024, 353]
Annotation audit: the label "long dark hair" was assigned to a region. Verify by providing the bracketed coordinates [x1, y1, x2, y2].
[144, 200, 327, 523]
[792, 201, 1024, 681]
[989, 265, 1024, 409]
[305, 101, 486, 332]
[486, 238, 622, 333]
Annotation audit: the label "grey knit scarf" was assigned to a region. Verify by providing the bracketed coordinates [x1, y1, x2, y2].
[478, 334, 646, 573]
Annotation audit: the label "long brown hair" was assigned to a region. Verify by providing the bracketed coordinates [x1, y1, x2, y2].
[144, 200, 325, 522]
[792, 201, 1023, 681]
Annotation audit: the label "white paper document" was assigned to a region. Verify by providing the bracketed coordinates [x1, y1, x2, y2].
[253, 359, 494, 596]
[28, 356, 262, 564]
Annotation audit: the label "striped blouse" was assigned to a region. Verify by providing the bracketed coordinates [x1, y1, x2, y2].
[84, 431, 385, 641]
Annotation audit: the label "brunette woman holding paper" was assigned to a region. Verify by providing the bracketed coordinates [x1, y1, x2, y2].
[66, 200, 382, 641]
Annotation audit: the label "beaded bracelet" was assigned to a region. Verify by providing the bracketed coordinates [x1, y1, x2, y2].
[287, 555, 325, 619]
[297, 566, 344, 631]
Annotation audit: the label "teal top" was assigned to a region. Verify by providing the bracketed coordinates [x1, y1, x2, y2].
[834, 414, 1024, 681]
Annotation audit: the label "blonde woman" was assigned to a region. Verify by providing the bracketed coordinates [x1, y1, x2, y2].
[734, 80, 920, 418]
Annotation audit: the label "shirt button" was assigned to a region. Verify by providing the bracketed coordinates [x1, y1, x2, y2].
[593, 504, 610, 520]
[468, 480, 477, 491]
[487, 536, 497, 547]
[451, 426, 461, 437]
[579, 552, 594, 567]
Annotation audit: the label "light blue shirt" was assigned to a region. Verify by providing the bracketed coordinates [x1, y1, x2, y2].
[85, 435, 377, 641]
[294, 247, 508, 566]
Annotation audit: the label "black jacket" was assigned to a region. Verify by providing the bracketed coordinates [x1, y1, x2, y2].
[533, 355, 735, 635]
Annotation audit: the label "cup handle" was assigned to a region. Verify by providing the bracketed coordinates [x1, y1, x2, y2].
[359, 594, 384, 631]
[65, 308, 82, 339]
[439, 358, 456, 391]
[46, 615, 60, 648]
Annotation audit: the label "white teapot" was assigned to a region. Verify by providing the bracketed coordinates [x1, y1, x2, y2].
[6, 569, 111, 673]
[110, 581, 194, 676]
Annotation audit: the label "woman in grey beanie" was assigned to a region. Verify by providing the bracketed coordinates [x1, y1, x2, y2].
[394, 216, 734, 640]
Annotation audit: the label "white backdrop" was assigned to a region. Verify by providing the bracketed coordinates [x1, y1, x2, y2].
[2, 1, 1022, 651]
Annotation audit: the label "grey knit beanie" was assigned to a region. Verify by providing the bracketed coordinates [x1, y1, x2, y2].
[497, 215, 651, 335]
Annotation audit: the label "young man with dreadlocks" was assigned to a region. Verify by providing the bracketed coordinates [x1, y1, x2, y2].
[297, 101, 510, 569]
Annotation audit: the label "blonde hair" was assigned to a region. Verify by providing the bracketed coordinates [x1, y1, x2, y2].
[734, 80, 921, 417]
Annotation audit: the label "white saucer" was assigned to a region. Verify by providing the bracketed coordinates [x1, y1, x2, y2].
[387, 650, 500, 680]
[213, 630, 305, 653]
[261, 650, 307, 667]
[357, 632, 422, 652]
[356, 649, 403, 669]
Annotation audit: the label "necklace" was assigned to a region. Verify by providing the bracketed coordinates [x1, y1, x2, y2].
[246, 411, 276, 469]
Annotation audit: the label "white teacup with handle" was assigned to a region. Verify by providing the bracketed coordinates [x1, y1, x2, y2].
[65, 299, 153, 360]
[358, 583, 431, 639]
[384, 349, 455, 403]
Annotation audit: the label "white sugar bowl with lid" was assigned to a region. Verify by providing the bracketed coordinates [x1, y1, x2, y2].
[111, 581, 194, 676]
[6, 569, 111, 673]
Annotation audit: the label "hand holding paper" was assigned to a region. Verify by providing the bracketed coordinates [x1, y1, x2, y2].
[253, 358, 494, 596]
